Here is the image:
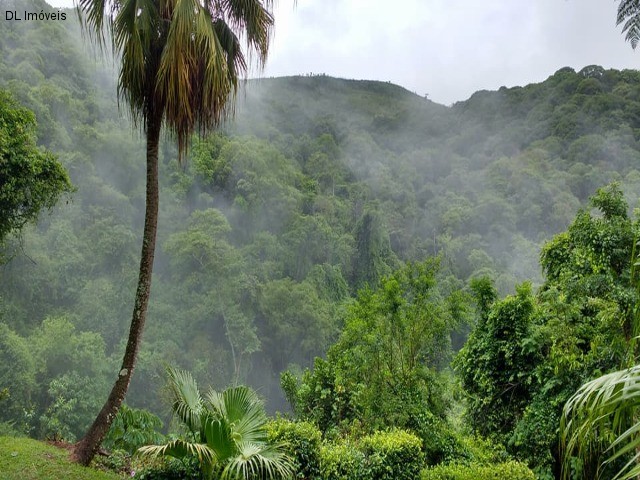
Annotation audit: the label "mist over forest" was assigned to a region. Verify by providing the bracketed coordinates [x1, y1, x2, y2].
[3, 0, 640, 478]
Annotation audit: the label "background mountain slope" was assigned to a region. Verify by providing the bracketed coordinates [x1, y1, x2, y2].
[1, 0, 640, 436]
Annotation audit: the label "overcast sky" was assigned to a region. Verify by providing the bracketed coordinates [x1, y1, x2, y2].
[46, 0, 640, 105]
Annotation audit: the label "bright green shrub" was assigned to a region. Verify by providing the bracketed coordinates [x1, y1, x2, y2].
[319, 441, 365, 480]
[318, 429, 423, 480]
[265, 418, 322, 479]
[420, 461, 535, 480]
[360, 430, 423, 480]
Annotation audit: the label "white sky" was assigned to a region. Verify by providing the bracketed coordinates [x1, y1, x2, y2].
[45, 0, 640, 105]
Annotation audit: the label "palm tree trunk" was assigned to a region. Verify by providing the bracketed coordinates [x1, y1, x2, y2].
[73, 115, 162, 466]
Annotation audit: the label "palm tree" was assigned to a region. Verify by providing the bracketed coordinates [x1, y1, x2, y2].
[72, 0, 275, 465]
[138, 367, 292, 480]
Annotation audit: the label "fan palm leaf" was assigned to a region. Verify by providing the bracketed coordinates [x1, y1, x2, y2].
[140, 368, 292, 480]
[166, 366, 204, 436]
[202, 415, 237, 462]
[207, 385, 267, 444]
[220, 441, 292, 480]
[138, 438, 216, 464]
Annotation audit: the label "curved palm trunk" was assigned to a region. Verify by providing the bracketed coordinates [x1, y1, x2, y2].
[73, 115, 162, 466]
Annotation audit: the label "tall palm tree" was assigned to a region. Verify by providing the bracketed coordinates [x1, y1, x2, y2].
[72, 0, 274, 465]
[138, 367, 292, 480]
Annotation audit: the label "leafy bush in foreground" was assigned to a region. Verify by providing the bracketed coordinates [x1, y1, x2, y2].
[266, 418, 322, 479]
[421, 461, 535, 480]
[318, 429, 423, 480]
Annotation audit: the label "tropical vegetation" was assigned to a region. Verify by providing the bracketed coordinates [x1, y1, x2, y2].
[2, 0, 640, 478]
[138, 367, 292, 480]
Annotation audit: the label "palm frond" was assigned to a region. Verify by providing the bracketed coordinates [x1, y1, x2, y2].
[157, 0, 233, 156]
[202, 415, 237, 462]
[207, 385, 267, 444]
[220, 441, 293, 480]
[617, 0, 640, 49]
[213, 18, 247, 87]
[138, 438, 215, 464]
[75, 0, 112, 48]
[77, 0, 275, 155]
[114, 0, 157, 123]
[217, 0, 274, 63]
[561, 365, 640, 480]
[166, 366, 204, 436]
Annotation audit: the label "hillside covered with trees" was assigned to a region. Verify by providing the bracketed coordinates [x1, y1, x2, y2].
[2, 0, 640, 478]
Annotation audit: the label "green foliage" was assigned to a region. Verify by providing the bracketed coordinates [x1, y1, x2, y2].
[265, 418, 322, 480]
[560, 365, 640, 480]
[132, 456, 201, 480]
[0, 323, 35, 425]
[317, 430, 423, 480]
[6, 11, 640, 476]
[455, 282, 539, 439]
[259, 278, 337, 372]
[38, 374, 85, 442]
[449, 435, 510, 466]
[457, 184, 640, 476]
[91, 449, 133, 477]
[318, 440, 365, 480]
[103, 405, 164, 454]
[281, 358, 356, 434]
[332, 260, 468, 427]
[284, 260, 469, 438]
[351, 210, 397, 290]
[26, 316, 111, 441]
[421, 461, 535, 480]
[138, 367, 292, 480]
[359, 430, 423, 480]
[410, 410, 465, 465]
[0, 89, 72, 247]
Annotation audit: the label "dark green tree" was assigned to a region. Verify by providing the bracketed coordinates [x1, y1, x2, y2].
[351, 210, 396, 290]
[0, 89, 72, 249]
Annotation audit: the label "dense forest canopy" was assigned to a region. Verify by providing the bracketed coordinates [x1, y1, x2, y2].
[2, 0, 640, 477]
